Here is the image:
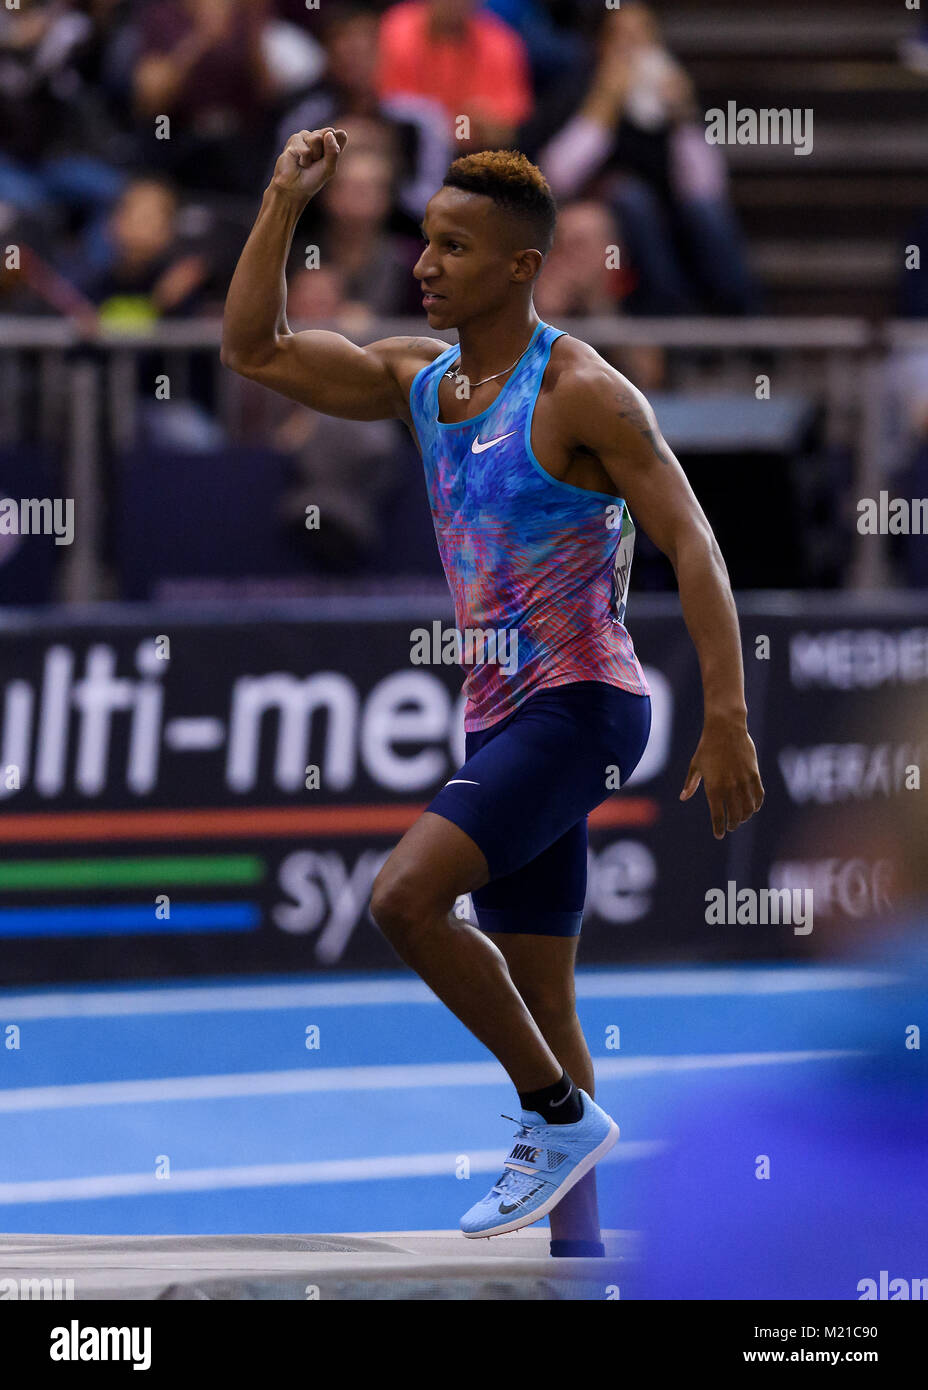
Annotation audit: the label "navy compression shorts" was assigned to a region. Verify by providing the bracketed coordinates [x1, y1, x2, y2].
[425, 681, 652, 937]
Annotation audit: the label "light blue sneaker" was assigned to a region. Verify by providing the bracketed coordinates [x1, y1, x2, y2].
[460, 1090, 619, 1238]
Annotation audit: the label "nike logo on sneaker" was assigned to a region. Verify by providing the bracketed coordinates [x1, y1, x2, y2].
[445, 779, 479, 786]
[471, 432, 516, 454]
[509, 1143, 541, 1164]
[499, 1182, 545, 1215]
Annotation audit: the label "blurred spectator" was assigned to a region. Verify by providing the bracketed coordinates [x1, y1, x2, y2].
[230, 258, 409, 572]
[285, 264, 374, 335]
[75, 177, 210, 324]
[132, 0, 275, 195]
[274, 403, 406, 573]
[531, 1, 757, 315]
[0, 203, 99, 325]
[303, 144, 421, 316]
[533, 197, 665, 389]
[0, 92, 217, 330]
[278, 3, 451, 223]
[483, 0, 589, 101]
[533, 199, 632, 318]
[0, 0, 127, 221]
[533, 199, 665, 390]
[260, 13, 325, 102]
[58, 176, 221, 450]
[376, 0, 533, 153]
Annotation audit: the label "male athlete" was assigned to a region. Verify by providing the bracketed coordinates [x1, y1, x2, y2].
[222, 128, 764, 1258]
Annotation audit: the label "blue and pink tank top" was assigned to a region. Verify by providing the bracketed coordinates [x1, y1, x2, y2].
[409, 318, 651, 731]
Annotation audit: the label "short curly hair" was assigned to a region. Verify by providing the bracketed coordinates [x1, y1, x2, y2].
[441, 149, 557, 257]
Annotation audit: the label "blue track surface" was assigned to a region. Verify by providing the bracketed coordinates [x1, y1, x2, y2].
[0, 964, 905, 1239]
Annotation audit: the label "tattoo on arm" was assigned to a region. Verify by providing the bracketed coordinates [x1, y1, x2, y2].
[614, 388, 676, 466]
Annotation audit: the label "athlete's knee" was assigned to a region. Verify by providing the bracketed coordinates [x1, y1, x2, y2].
[369, 871, 414, 940]
[370, 865, 447, 945]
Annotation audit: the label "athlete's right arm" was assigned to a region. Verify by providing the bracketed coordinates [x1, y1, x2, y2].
[221, 128, 439, 421]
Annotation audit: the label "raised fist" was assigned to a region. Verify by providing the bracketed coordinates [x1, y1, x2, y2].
[271, 128, 349, 204]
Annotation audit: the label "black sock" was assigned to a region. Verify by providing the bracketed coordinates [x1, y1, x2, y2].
[518, 1069, 583, 1125]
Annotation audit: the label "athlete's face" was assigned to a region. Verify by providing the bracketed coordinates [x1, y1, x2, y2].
[414, 187, 532, 327]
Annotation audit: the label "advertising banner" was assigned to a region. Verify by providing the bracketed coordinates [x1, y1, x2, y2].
[0, 597, 924, 983]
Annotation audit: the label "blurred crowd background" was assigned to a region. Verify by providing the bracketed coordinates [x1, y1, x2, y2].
[0, 0, 926, 600]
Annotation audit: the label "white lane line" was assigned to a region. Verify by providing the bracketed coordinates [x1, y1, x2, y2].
[0, 969, 895, 1020]
[0, 1144, 664, 1206]
[0, 1050, 862, 1113]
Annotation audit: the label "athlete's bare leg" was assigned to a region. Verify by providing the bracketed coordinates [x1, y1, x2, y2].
[484, 931, 602, 1244]
[370, 812, 563, 1092]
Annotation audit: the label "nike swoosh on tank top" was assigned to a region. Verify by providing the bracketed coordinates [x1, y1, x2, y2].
[408, 318, 651, 732]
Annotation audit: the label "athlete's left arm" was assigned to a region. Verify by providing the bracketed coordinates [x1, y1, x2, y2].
[565, 363, 765, 839]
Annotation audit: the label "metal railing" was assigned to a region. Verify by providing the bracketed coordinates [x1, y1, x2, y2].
[1, 315, 926, 599]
